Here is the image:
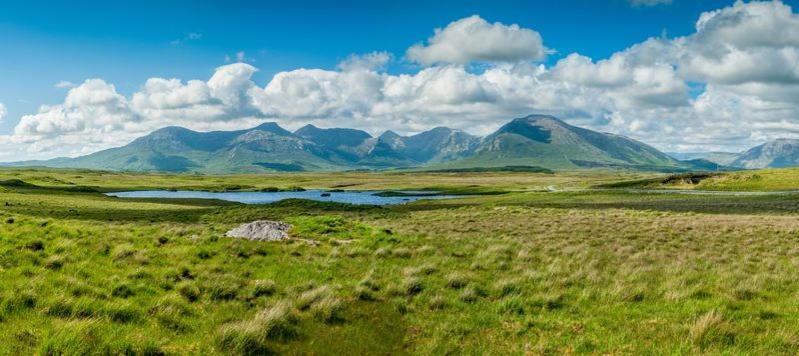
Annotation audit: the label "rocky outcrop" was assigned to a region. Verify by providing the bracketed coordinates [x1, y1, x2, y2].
[225, 220, 292, 241]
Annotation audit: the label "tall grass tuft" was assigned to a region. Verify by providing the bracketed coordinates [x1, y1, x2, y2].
[689, 310, 736, 350]
[217, 301, 299, 354]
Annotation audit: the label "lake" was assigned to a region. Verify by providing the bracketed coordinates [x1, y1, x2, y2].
[105, 190, 462, 205]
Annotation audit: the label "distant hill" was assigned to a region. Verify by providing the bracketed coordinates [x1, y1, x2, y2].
[667, 152, 740, 166]
[3, 114, 716, 173]
[441, 115, 683, 170]
[731, 139, 799, 169]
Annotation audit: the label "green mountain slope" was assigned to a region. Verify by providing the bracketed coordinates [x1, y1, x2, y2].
[446, 115, 682, 170]
[37, 124, 353, 173]
[4, 114, 711, 173]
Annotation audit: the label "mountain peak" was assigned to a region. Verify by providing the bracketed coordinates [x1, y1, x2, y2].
[251, 122, 292, 136]
[379, 130, 402, 140]
[510, 114, 569, 128]
[732, 138, 799, 169]
[493, 114, 569, 143]
[427, 126, 454, 133]
[149, 126, 193, 135]
[9, 115, 693, 173]
[295, 124, 319, 133]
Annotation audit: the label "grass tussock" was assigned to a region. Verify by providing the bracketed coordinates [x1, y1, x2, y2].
[217, 301, 299, 354]
[690, 310, 736, 350]
[39, 320, 162, 355]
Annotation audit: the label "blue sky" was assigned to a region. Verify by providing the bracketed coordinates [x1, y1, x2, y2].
[0, 0, 756, 132]
[2, 0, 799, 159]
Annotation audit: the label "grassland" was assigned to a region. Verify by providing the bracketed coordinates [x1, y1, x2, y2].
[2, 167, 799, 354]
[615, 167, 799, 192]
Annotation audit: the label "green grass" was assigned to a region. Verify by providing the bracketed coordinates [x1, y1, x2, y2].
[2, 167, 799, 354]
[644, 167, 799, 191]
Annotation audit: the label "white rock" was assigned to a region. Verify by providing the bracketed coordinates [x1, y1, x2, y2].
[225, 220, 292, 241]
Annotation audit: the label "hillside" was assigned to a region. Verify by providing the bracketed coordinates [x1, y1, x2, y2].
[731, 139, 799, 169]
[443, 115, 683, 170]
[667, 151, 741, 166]
[4, 114, 709, 173]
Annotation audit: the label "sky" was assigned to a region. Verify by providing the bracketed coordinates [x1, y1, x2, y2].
[1, 0, 799, 160]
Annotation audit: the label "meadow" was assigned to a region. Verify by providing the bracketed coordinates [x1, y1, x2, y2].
[2, 167, 799, 354]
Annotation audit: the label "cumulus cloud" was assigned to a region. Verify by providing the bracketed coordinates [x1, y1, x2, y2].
[2, 63, 268, 159]
[406, 15, 549, 65]
[0, 103, 6, 121]
[6, 1, 799, 160]
[679, 1, 799, 87]
[337, 52, 392, 72]
[16, 79, 137, 139]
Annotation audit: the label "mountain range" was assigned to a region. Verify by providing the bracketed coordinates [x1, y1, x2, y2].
[667, 139, 799, 170]
[0, 114, 764, 173]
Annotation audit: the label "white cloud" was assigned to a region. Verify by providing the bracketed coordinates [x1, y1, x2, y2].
[54, 81, 75, 89]
[406, 15, 549, 65]
[15, 79, 137, 139]
[7, 1, 799, 160]
[678, 1, 799, 90]
[337, 52, 392, 72]
[0, 103, 6, 121]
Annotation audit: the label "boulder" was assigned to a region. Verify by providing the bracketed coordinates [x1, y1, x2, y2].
[225, 220, 292, 241]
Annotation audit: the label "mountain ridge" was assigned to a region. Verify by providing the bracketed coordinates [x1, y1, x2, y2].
[731, 138, 799, 169]
[3, 114, 721, 173]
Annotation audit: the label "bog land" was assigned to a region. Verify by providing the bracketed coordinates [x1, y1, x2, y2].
[2, 167, 799, 354]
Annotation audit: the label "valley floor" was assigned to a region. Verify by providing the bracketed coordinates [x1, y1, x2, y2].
[2, 168, 799, 354]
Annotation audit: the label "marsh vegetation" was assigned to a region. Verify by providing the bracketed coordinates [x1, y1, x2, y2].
[1, 168, 799, 354]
